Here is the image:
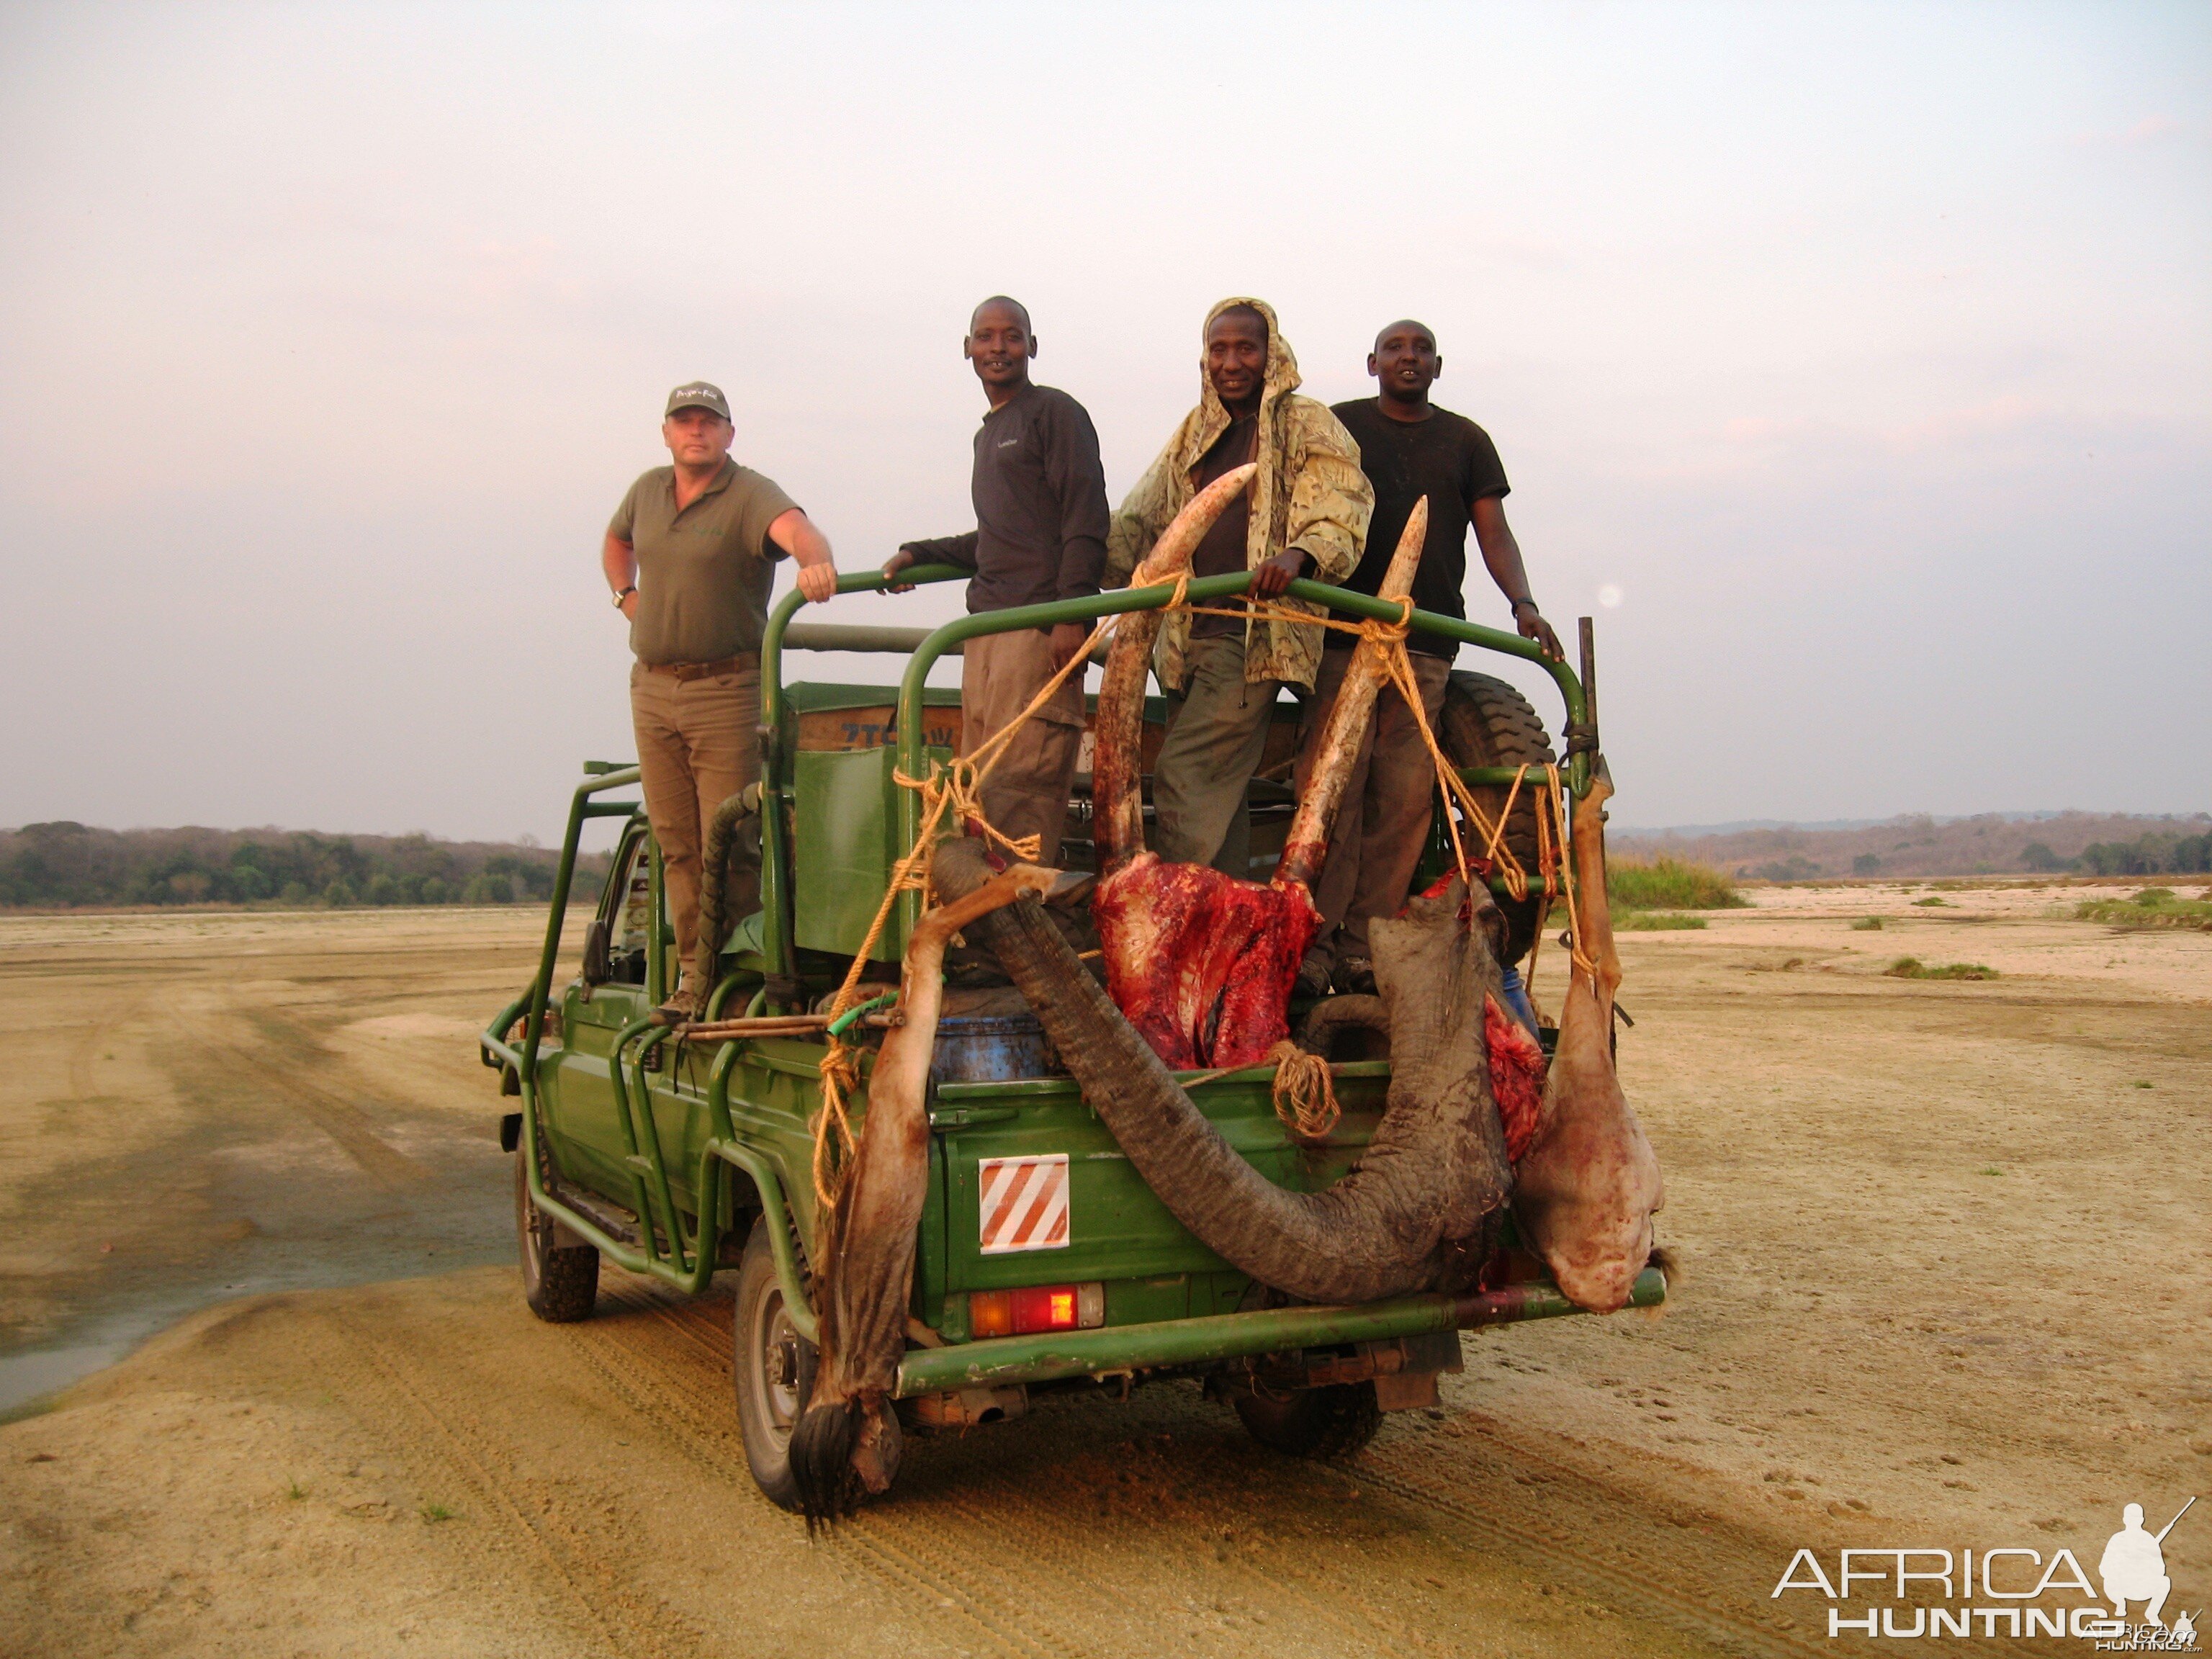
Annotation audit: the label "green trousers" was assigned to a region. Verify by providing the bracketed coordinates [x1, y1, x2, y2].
[1152, 636, 1285, 877]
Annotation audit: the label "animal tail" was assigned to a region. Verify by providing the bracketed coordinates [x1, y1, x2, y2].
[786, 1399, 862, 1534]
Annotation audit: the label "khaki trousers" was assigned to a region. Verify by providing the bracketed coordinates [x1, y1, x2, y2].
[1154, 636, 1285, 877]
[630, 662, 761, 968]
[1292, 649, 1452, 974]
[961, 628, 1084, 868]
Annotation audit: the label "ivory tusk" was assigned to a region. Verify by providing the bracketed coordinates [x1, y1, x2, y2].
[1094, 463, 1262, 873]
[1276, 498, 1429, 890]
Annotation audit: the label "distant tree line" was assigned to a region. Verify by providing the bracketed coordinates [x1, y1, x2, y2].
[2023, 832, 2212, 877]
[0, 822, 611, 910]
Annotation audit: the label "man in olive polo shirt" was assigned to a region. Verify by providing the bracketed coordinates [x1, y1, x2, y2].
[602, 380, 837, 1021]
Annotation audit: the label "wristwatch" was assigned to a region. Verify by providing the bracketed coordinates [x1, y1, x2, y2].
[612, 585, 636, 610]
[1510, 596, 1537, 613]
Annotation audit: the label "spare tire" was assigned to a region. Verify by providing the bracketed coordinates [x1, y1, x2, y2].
[1438, 671, 1555, 966]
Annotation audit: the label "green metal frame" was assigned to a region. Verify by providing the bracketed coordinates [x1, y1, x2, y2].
[755, 563, 1589, 956]
[478, 765, 822, 1335]
[478, 570, 1643, 1390]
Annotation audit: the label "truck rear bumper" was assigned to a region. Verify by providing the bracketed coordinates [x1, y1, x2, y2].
[892, 1266, 1665, 1397]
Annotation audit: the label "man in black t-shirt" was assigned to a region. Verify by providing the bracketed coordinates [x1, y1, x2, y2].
[1290, 319, 1563, 996]
[886, 297, 1111, 866]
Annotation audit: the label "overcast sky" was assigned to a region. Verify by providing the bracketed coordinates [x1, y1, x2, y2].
[1, 1, 2205, 841]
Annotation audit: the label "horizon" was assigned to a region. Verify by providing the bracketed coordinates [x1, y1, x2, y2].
[8, 804, 2207, 847]
[1, 4, 2206, 841]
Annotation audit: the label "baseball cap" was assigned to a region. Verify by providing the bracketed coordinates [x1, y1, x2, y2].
[665, 381, 732, 420]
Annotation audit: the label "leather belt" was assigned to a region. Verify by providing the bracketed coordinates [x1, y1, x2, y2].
[643, 652, 758, 683]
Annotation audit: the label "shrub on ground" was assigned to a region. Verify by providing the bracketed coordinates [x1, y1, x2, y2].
[1885, 957, 1998, 981]
[1615, 912, 1708, 930]
[2073, 893, 2212, 929]
[1608, 856, 1748, 911]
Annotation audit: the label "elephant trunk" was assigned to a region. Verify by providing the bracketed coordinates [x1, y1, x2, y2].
[938, 837, 1513, 1305]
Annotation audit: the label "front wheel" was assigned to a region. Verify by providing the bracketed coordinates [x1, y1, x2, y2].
[1233, 1382, 1382, 1460]
[515, 1149, 599, 1322]
[733, 1217, 816, 1511]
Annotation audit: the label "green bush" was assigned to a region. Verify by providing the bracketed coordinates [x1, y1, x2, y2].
[1885, 957, 1998, 981]
[1853, 853, 1881, 875]
[1911, 896, 1948, 907]
[2074, 894, 2212, 928]
[1608, 856, 1748, 911]
[1851, 917, 1884, 931]
[462, 873, 515, 905]
[1616, 912, 1708, 930]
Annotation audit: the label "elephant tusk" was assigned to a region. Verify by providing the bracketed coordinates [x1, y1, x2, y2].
[1276, 497, 1429, 891]
[1093, 463, 1260, 876]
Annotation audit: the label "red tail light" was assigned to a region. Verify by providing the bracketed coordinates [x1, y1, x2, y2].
[970, 1282, 1105, 1336]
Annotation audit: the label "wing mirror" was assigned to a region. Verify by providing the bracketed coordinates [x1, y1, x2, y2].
[580, 917, 612, 986]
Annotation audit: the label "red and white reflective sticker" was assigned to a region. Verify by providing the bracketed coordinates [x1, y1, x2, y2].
[976, 1154, 1070, 1254]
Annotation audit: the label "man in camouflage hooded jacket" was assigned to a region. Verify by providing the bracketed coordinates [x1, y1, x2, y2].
[1105, 298, 1372, 874]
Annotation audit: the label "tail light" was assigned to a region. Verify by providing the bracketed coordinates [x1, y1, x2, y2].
[969, 1282, 1105, 1336]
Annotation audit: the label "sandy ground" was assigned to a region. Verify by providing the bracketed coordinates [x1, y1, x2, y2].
[0, 893, 2206, 1657]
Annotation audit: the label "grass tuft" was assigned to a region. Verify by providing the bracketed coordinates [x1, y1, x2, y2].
[419, 1501, 456, 1524]
[2074, 894, 2212, 929]
[1609, 856, 1748, 912]
[284, 1478, 308, 1502]
[1851, 917, 1884, 931]
[1886, 957, 1999, 981]
[1911, 896, 1949, 907]
[1616, 912, 1708, 930]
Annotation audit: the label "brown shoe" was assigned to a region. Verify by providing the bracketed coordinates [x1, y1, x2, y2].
[1335, 955, 1377, 997]
[652, 972, 700, 1026]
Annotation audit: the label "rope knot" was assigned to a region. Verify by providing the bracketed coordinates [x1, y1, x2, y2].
[1266, 1040, 1341, 1143]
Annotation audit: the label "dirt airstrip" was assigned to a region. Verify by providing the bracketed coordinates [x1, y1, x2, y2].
[0, 888, 2206, 1657]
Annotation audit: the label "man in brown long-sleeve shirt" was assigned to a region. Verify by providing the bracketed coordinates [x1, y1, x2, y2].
[884, 297, 1111, 866]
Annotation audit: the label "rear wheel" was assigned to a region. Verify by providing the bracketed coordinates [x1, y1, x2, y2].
[733, 1218, 815, 1511]
[515, 1148, 599, 1323]
[1233, 1381, 1382, 1460]
[1439, 670, 1557, 965]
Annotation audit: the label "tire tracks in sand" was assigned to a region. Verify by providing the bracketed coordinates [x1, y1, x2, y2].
[580, 1279, 1834, 1659]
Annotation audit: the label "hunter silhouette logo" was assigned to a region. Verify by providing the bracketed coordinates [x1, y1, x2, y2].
[2100, 1498, 2193, 1629]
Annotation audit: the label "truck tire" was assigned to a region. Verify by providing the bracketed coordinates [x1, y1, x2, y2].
[732, 1217, 817, 1511]
[515, 1151, 599, 1323]
[1233, 1381, 1382, 1460]
[1439, 670, 1556, 966]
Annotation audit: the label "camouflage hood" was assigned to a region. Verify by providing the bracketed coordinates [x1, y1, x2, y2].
[1105, 297, 1372, 691]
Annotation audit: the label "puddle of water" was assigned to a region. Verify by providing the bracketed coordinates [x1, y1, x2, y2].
[0, 1341, 130, 1416]
[1, 1129, 516, 1419]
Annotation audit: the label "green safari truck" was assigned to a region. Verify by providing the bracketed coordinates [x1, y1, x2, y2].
[480, 562, 1664, 1511]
